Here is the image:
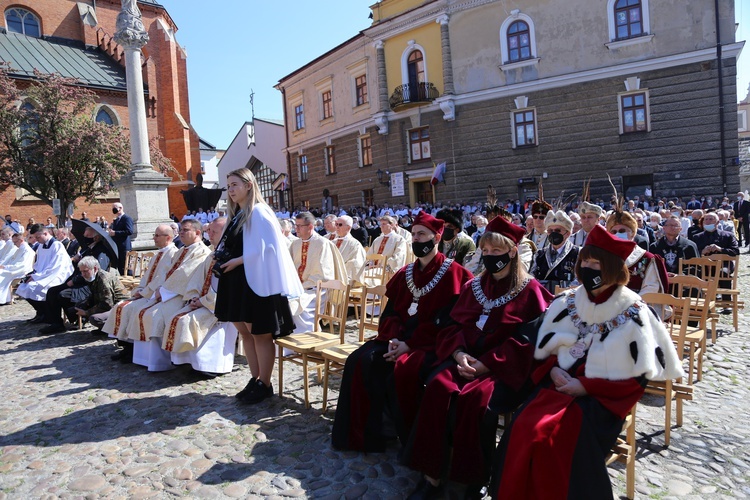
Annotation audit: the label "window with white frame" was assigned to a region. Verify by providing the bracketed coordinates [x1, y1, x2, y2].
[739, 110, 747, 133]
[298, 154, 308, 181]
[618, 91, 649, 134]
[5, 7, 40, 37]
[606, 0, 652, 48]
[359, 134, 372, 167]
[324, 146, 336, 175]
[355, 75, 368, 107]
[499, 11, 538, 69]
[512, 109, 537, 147]
[315, 77, 334, 121]
[408, 127, 430, 163]
[289, 92, 304, 131]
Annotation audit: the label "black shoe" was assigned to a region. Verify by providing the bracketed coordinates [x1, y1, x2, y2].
[239, 379, 273, 404]
[39, 324, 66, 335]
[90, 329, 106, 336]
[26, 314, 44, 324]
[235, 377, 257, 399]
[110, 348, 133, 364]
[407, 477, 442, 500]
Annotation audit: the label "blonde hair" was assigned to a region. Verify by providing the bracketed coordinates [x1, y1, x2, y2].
[477, 231, 528, 291]
[226, 168, 266, 234]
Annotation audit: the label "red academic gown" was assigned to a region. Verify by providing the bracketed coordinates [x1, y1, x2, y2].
[331, 252, 472, 452]
[491, 287, 646, 500]
[627, 250, 669, 294]
[402, 274, 552, 485]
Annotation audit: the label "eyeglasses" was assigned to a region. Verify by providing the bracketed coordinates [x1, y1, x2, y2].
[335, 223, 345, 227]
[532, 215, 546, 220]
[547, 228, 565, 234]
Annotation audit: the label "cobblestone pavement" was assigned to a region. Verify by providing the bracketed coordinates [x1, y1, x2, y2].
[1, 258, 750, 499]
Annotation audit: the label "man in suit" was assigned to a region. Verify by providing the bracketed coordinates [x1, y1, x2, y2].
[108, 202, 133, 275]
[733, 192, 750, 249]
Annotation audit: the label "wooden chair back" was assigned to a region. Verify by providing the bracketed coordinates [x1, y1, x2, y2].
[138, 252, 155, 277]
[669, 274, 717, 330]
[358, 284, 388, 342]
[124, 250, 139, 277]
[363, 253, 388, 286]
[678, 256, 720, 279]
[314, 279, 351, 343]
[705, 253, 743, 332]
[641, 293, 691, 355]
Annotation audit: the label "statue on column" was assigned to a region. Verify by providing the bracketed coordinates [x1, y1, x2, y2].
[181, 174, 225, 214]
[116, 0, 148, 45]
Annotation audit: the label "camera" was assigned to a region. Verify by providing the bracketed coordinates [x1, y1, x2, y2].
[212, 250, 232, 278]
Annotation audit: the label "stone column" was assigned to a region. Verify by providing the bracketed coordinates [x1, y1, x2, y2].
[373, 40, 390, 135]
[437, 15, 454, 95]
[114, 0, 171, 250]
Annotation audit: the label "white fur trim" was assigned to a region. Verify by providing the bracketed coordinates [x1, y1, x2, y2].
[535, 286, 684, 381]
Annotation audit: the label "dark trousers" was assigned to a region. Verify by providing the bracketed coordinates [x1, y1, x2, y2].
[44, 282, 76, 325]
[740, 219, 750, 247]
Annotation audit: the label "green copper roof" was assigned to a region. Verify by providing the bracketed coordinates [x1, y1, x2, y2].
[0, 31, 127, 91]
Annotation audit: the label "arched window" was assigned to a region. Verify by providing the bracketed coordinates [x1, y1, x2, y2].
[614, 0, 643, 40]
[606, 0, 651, 47]
[96, 108, 115, 125]
[407, 50, 425, 86]
[507, 21, 531, 62]
[499, 12, 539, 70]
[5, 8, 40, 37]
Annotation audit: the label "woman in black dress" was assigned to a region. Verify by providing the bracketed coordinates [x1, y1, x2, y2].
[215, 168, 303, 404]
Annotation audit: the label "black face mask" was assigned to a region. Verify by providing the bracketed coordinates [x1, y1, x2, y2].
[412, 239, 436, 258]
[482, 253, 512, 274]
[112, 208, 120, 215]
[548, 232, 564, 246]
[442, 228, 455, 241]
[578, 267, 604, 293]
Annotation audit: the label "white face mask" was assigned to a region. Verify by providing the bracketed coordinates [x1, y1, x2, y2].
[84, 272, 97, 282]
[614, 231, 630, 240]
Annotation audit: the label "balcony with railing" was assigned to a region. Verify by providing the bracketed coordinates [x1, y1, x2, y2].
[389, 82, 439, 110]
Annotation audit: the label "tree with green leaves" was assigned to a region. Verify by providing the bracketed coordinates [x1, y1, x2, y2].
[0, 70, 175, 226]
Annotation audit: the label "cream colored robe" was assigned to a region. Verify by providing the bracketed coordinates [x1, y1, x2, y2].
[103, 244, 179, 339]
[0, 243, 35, 303]
[369, 232, 407, 273]
[126, 242, 212, 342]
[161, 254, 218, 353]
[333, 234, 367, 286]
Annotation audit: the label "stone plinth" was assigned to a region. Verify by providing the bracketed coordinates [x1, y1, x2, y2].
[116, 168, 172, 250]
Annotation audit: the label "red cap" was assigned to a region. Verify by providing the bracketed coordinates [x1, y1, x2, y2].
[486, 216, 526, 244]
[585, 224, 636, 261]
[412, 211, 444, 237]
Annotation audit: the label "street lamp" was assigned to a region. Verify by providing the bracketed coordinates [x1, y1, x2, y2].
[376, 169, 391, 186]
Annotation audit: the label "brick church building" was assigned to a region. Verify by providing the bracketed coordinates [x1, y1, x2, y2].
[0, 0, 201, 225]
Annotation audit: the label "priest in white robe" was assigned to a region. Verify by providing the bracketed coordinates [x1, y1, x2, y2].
[289, 212, 347, 333]
[0, 232, 35, 304]
[370, 215, 407, 274]
[129, 219, 211, 370]
[16, 225, 74, 322]
[166, 218, 237, 375]
[102, 224, 178, 341]
[0, 227, 15, 265]
[333, 215, 366, 286]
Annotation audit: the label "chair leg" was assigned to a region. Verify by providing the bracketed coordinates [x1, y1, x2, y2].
[687, 345, 695, 385]
[322, 359, 330, 413]
[664, 380, 672, 447]
[696, 343, 704, 382]
[626, 414, 636, 500]
[278, 348, 284, 397]
[733, 302, 739, 332]
[303, 353, 310, 409]
[676, 393, 683, 427]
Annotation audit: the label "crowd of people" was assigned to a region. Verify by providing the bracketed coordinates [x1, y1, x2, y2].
[0, 182, 742, 498]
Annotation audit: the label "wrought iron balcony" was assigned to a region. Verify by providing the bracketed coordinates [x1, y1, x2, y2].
[389, 82, 439, 110]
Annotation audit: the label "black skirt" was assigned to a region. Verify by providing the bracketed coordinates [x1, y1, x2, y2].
[214, 264, 295, 337]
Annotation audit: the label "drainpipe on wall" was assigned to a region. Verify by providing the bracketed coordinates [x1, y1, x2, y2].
[715, 0, 727, 195]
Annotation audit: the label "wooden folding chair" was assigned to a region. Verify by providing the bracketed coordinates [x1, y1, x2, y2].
[320, 284, 388, 413]
[678, 256, 719, 280]
[606, 405, 637, 500]
[137, 251, 155, 278]
[705, 253, 743, 332]
[349, 254, 389, 319]
[669, 275, 717, 382]
[641, 293, 694, 446]
[124, 250, 139, 277]
[276, 279, 350, 408]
